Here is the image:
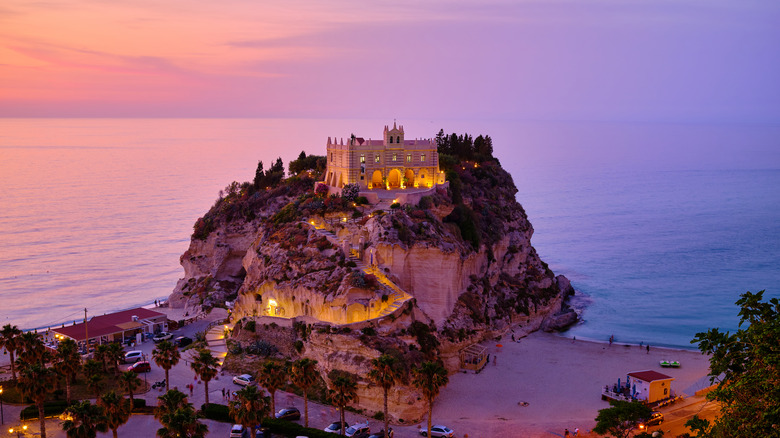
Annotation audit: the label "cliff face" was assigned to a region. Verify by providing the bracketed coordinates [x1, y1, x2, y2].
[169, 160, 576, 422]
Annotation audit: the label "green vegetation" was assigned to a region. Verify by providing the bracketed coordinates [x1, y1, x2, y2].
[686, 290, 780, 437]
[288, 151, 327, 177]
[592, 400, 653, 438]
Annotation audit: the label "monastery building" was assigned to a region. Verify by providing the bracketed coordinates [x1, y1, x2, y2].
[323, 123, 445, 190]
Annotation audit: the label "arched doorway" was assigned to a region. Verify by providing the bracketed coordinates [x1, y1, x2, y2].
[371, 170, 383, 188]
[404, 169, 415, 188]
[388, 169, 401, 188]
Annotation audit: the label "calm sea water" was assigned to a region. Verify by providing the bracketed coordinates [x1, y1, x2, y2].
[1, 118, 778, 348]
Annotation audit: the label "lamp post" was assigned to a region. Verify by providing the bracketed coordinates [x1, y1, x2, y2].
[0, 385, 4, 425]
[8, 424, 27, 437]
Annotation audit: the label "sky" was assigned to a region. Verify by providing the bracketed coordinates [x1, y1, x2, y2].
[1, 0, 779, 122]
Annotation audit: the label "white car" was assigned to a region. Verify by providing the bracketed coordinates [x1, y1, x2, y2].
[153, 332, 173, 343]
[233, 374, 254, 386]
[345, 421, 370, 437]
[230, 424, 246, 438]
[420, 425, 454, 438]
[123, 350, 143, 363]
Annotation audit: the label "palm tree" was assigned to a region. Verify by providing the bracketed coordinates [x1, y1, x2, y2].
[152, 340, 180, 391]
[155, 389, 208, 438]
[412, 361, 449, 438]
[61, 400, 108, 438]
[290, 358, 318, 427]
[94, 344, 110, 374]
[17, 331, 48, 367]
[154, 389, 188, 422]
[54, 338, 82, 404]
[258, 360, 288, 415]
[368, 354, 402, 438]
[106, 342, 125, 376]
[0, 324, 22, 380]
[328, 374, 358, 436]
[119, 371, 142, 402]
[18, 362, 56, 438]
[189, 350, 219, 406]
[98, 390, 132, 438]
[229, 385, 269, 434]
[83, 359, 104, 398]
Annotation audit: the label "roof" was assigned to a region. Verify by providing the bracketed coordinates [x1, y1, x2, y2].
[628, 370, 674, 382]
[52, 307, 166, 341]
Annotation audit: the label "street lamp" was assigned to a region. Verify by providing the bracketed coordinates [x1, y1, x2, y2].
[0, 385, 4, 425]
[8, 424, 27, 437]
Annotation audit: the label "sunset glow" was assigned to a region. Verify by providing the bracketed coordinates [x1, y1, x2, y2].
[1, 1, 778, 120]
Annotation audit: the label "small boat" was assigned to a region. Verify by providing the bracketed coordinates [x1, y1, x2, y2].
[660, 360, 681, 368]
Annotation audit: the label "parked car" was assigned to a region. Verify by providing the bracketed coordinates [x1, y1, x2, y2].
[274, 407, 301, 421]
[230, 424, 246, 438]
[420, 425, 454, 438]
[123, 350, 143, 364]
[323, 420, 348, 433]
[368, 428, 393, 438]
[127, 361, 151, 373]
[233, 374, 255, 387]
[345, 421, 370, 438]
[642, 411, 664, 427]
[174, 336, 192, 347]
[153, 332, 173, 343]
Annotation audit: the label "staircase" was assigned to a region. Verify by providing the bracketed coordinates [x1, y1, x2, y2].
[304, 221, 412, 322]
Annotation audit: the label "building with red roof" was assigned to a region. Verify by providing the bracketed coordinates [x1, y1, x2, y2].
[47, 307, 167, 349]
[627, 370, 675, 403]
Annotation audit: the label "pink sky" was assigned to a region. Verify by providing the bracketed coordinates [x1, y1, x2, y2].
[1, 0, 778, 121]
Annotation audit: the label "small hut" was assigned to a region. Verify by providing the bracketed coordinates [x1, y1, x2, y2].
[460, 344, 487, 373]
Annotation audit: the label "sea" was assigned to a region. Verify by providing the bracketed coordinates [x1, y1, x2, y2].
[1, 118, 778, 349]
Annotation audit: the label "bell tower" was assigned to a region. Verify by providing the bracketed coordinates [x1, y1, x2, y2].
[383, 121, 404, 145]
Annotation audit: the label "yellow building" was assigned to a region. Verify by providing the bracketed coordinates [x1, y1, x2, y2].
[323, 123, 445, 190]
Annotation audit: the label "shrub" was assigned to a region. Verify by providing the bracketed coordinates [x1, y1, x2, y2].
[418, 196, 433, 210]
[314, 182, 329, 197]
[294, 340, 304, 353]
[361, 326, 376, 336]
[341, 183, 360, 201]
[390, 202, 401, 209]
[21, 400, 71, 420]
[263, 418, 335, 438]
[355, 196, 369, 205]
[199, 403, 231, 422]
[244, 320, 257, 332]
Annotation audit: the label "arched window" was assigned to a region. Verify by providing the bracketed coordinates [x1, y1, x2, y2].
[397, 136, 401, 143]
[389, 137, 393, 144]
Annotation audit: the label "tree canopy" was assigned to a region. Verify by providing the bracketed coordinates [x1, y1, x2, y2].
[592, 400, 653, 438]
[687, 290, 780, 437]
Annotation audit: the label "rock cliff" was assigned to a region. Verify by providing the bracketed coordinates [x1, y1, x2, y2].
[169, 155, 577, 423]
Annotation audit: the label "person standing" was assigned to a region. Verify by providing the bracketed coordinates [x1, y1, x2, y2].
[646, 345, 650, 354]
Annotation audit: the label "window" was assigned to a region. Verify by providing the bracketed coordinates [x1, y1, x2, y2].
[360, 154, 365, 163]
[397, 136, 401, 143]
[421, 153, 426, 162]
[406, 154, 412, 163]
[389, 137, 393, 144]
[392, 153, 397, 162]
[331, 153, 334, 162]
[375, 154, 380, 163]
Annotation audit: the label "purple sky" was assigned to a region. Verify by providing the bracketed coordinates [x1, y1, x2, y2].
[1, 0, 779, 122]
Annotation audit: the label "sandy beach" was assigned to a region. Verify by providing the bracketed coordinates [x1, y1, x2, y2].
[428, 331, 713, 438]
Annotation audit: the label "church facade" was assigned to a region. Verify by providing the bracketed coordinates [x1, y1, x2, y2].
[323, 123, 445, 190]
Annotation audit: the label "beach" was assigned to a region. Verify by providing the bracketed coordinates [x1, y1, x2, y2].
[0, 314, 715, 438]
[429, 331, 713, 437]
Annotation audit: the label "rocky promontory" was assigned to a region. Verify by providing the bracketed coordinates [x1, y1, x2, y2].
[168, 144, 577, 423]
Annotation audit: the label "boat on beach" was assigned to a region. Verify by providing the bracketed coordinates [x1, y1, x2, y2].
[659, 360, 680, 368]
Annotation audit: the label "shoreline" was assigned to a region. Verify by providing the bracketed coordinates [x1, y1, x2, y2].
[431, 330, 713, 437]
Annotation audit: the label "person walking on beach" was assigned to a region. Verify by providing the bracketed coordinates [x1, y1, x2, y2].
[564, 428, 570, 437]
[646, 345, 650, 354]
